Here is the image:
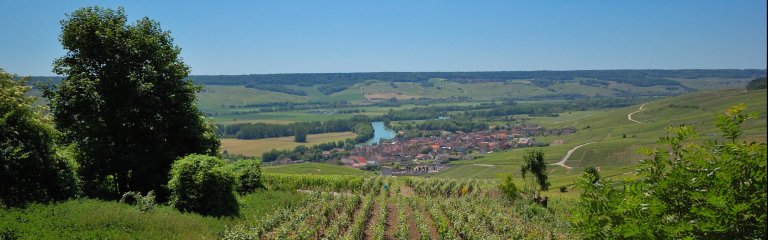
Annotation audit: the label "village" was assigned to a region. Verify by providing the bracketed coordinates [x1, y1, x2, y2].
[333, 124, 576, 175]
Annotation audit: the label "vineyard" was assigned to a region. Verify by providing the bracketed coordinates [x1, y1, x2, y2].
[225, 175, 575, 239]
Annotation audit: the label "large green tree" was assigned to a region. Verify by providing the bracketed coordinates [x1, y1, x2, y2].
[1, 69, 79, 207]
[45, 7, 219, 199]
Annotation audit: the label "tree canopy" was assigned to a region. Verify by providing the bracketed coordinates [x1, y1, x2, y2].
[44, 6, 219, 200]
[0, 69, 79, 207]
[520, 149, 550, 191]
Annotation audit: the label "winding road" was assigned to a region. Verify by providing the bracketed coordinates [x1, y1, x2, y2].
[550, 142, 596, 169]
[627, 103, 648, 123]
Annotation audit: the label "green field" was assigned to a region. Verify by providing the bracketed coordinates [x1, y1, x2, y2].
[196, 77, 755, 124]
[262, 162, 374, 176]
[221, 132, 357, 157]
[431, 88, 767, 186]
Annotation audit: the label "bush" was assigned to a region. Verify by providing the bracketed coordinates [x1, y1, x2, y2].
[227, 160, 264, 195]
[0, 70, 79, 207]
[499, 175, 520, 200]
[574, 104, 767, 239]
[119, 191, 156, 212]
[168, 154, 239, 217]
[583, 166, 600, 184]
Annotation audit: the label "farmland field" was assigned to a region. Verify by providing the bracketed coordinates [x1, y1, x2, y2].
[432, 88, 767, 185]
[221, 132, 357, 156]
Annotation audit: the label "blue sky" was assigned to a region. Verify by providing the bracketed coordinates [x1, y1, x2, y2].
[0, 0, 765, 76]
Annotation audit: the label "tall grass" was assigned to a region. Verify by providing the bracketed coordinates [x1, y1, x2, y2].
[0, 190, 302, 239]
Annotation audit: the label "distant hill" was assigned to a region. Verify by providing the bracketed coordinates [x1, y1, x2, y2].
[26, 69, 767, 87]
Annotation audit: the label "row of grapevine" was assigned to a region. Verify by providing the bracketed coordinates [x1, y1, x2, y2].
[394, 197, 409, 240]
[323, 194, 361, 238]
[224, 192, 360, 239]
[369, 187, 389, 240]
[224, 176, 574, 240]
[426, 196, 572, 239]
[405, 197, 432, 240]
[406, 177, 498, 197]
[424, 197, 460, 239]
[341, 194, 375, 239]
[262, 174, 385, 193]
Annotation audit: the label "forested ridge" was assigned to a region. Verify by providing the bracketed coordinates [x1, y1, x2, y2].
[27, 69, 766, 89]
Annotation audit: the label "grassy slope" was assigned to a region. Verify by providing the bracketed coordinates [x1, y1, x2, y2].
[0, 190, 303, 239]
[221, 132, 357, 157]
[263, 162, 374, 176]
[431, 88, 767, 187]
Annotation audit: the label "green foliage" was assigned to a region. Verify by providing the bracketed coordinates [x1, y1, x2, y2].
[119, 191, 156, 212]
[168, 154, 239, 217]
[226, 159, 264, 195]
[574, 105, 767, 239]
[499, 175, 520, 200]
[584, 166, 600, 184]
[520, 149, 550, 191]
[0, 199, 229, 239]
[716, 103, 758, 142]
[293, 126, 307, 143]
[0, 69, 79, 207]
[261, 174, 383, 193]
[353, 122, 375, 143]
[746, 77, 766, 90]
[45, 6, 220, 200]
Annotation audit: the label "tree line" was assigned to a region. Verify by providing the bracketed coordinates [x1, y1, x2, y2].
[187, 69, 766, 87]
[260, 138, 358, 162]
[215, 115, 373, 142]
[393, 119, 489, 132]
[28, 69, 766, 90]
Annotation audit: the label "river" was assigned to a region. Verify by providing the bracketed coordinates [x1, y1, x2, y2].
[364, 121, 396, 145]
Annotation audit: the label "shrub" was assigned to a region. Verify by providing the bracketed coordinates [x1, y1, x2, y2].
[168, 154, 239, 217]
[574, 104, 767, 239]
[0, 70, 79, 207]
[583, 166, 600, 184]
[227, 160, 264, 195]
[499, 175, 520, 200]
[119, 191, 156, 212]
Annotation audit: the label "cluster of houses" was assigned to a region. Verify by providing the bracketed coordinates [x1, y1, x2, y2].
[333, 124, 575, 175]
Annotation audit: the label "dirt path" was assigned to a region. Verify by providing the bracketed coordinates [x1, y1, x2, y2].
[404, 205, 420, 239]
[550, 142, 596, 169]
[399, 184, 415, 197]
[364, 201, 380, 239]
[627, 103, 648, 123]
[385, 203, 397, 239]
[473, 164, 495, 167]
